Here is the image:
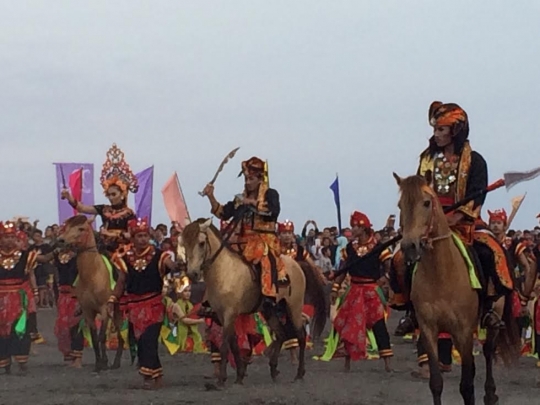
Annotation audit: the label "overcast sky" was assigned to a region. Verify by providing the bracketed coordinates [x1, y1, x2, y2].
[1, 1, 539, 231]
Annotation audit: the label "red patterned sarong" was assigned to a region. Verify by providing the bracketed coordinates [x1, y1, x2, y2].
[0, 282, 24, 337]
[205, 314, 261, 368]
[54, 288, 81, 356]
[127, 293, 164, 340]
[333, 282, 384, 361]
[21, 281, 36, 314]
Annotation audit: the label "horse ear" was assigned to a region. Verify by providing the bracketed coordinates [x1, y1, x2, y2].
[199, 218, 212, 232]
[392, 172, 402, 185]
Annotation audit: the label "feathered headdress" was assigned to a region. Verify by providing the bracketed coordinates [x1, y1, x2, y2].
[100, 144, 138, 196]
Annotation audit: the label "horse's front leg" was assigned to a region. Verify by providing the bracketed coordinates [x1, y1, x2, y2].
[294, 325, 307, 381]
[98, 310, 109, 370]
[227, 330, 245, 385]
[85, 313, 101, 372]
[111, 306, 124, 370]
[483, 327, 499, 405]
[453, 330, 476, 405]
[218, 315, 235, 386]
[419, 329, 444, 405]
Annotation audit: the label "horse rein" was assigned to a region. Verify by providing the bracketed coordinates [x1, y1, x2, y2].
[199, 208, 247, 271]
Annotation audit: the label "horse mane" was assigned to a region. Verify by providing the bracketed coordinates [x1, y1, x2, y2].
[182, 218, 222, 245]
[64, 214, 90, 227]
[398, 175, 428, 217]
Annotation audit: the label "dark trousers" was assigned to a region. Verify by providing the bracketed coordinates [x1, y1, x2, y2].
[0, 327, 31, 368]
[417, 337, 452, 366]
[70, 325, 84, 358]
[372, 319, 393, 357]
[27, 312, 40, 341]
[134, 322, 162, 379]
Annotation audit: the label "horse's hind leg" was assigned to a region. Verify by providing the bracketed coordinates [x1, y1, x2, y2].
[419, 330, 444, 405]
[483, 328, 500, 405]
[264, 314, 285, 382]
[453, 331, 476, 405]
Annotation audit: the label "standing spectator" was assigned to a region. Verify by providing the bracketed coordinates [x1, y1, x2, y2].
[301, 220, 319, 255]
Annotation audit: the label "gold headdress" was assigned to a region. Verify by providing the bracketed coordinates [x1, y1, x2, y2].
[100, 144, 138, 196]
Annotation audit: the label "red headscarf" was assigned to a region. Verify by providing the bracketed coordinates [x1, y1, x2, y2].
[350, 211, 372, 228]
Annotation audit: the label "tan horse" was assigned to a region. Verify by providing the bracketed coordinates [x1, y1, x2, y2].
[58, 215, 124, 372]
[180, 218, 327, 385]
[394, 174, 519, 405]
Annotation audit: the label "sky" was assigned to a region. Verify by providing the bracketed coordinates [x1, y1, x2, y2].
[1, 1, 539, 231]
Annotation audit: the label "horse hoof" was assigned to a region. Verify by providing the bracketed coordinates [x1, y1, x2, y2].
[234, 378, 244, 385]
[110, 362, 121, 370]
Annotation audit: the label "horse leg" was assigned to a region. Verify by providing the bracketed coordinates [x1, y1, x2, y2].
[88, 322, 102, 372]
[453, 331, 476, 405]
[294, 325, 307, 381]
[217, 314, 235, 386]
[264, 314, 285, 382]
[483, 327, 500, 405]
[227, 332, 245, 385]
[420, 330, 444, 405]
[111, 308, 124, 370]
[98, 314, 109, 370]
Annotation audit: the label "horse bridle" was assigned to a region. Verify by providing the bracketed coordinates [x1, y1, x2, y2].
[417, 186, 452, 250]
[198, 206, 248, 271]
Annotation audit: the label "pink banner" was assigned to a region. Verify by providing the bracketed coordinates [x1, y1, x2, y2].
[161, 172, 190, 229]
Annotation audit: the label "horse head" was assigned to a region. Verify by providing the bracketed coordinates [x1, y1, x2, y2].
[393, 172, 448, 264]
[179, 218, 214, 281]
[57, 215, 95, 250]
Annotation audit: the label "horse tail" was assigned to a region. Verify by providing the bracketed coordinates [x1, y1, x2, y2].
[298, 261, 328, 340]
[496, 292, 521, 367]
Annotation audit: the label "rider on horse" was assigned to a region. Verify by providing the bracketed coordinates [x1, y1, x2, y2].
[61, 143, 138, 255]
[202, 156, 288, 312]
[417, 101, 514, 329]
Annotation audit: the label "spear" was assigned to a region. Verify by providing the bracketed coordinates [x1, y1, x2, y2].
[332, 165, 540, 278]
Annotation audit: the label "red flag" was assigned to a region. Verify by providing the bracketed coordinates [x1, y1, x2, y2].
[69, 168, 83, 215]
[161, 172, 190, 230]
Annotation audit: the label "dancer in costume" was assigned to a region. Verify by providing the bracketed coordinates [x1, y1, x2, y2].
[0, 221, 39, 374]
[110, 217, 178, 390]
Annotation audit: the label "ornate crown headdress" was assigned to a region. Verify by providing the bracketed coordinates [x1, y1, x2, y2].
[100, 144, 138, 195]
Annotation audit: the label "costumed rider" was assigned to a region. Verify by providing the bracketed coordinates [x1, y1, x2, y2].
[109, 217, 179, 390]
[417, 101, 514, 329]
[61, 143, 137, 255]
[202, 156, 288, 315]
[329, 211, 393, 372]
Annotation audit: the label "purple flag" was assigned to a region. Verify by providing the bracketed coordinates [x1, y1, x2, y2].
[135, 166, 154, 224]
[53, 163, 95, 225]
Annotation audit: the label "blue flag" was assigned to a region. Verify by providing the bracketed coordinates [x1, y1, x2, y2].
[329, 175, 342, 233]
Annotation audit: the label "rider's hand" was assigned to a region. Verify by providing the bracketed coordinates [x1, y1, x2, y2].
[447, 212, 464, 227]
[243, 197, 258, 206]
[202, 183, 215, 197]
[61, 189, 72, 202]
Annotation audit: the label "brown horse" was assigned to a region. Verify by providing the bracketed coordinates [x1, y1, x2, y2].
[180, 218, 327, 385]
[394, 174, 519, 405]
[58, 215, 124, 372]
